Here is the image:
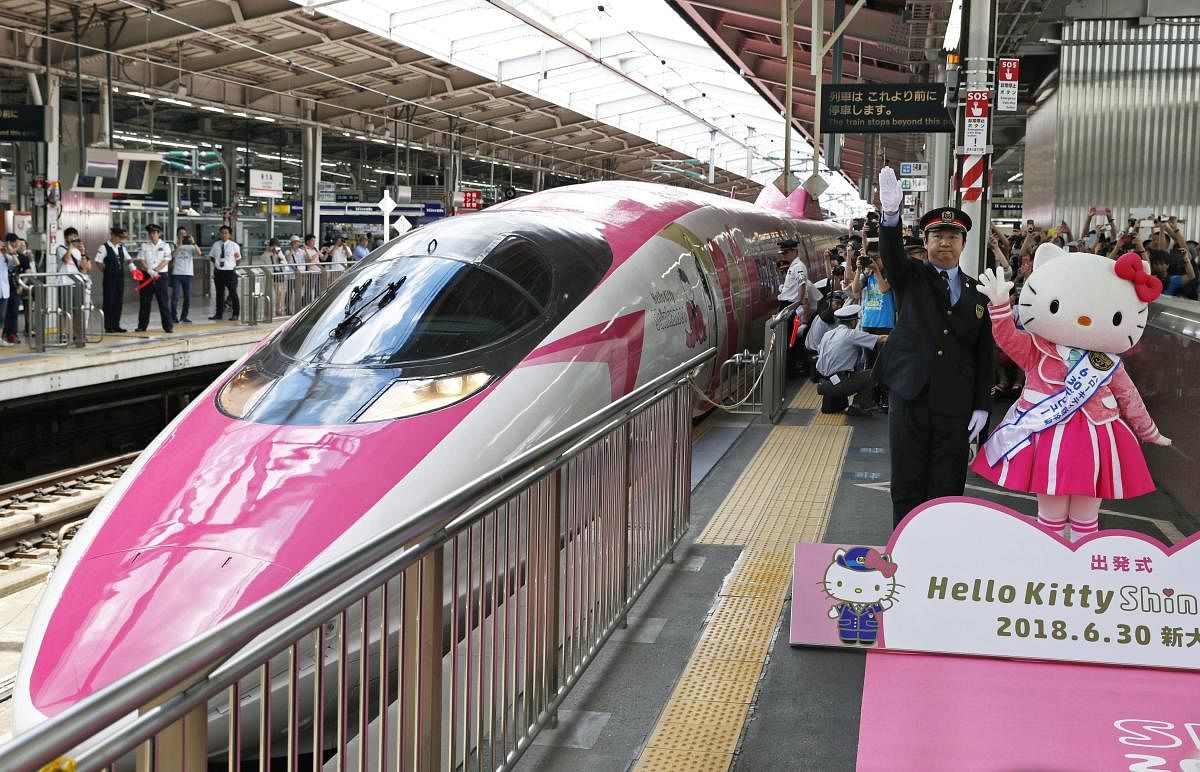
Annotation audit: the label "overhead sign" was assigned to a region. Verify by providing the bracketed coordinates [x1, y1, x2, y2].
[998, 58, 1020, 112]
[964, 90, 990, 153]
[791, 499, 1200, 670]
[0, 105, 44, 142]
[900, 177, 928, 192]
[248, 169, 284, 199]
[899, 162, 928, 176]
[821, 83, 954, 134]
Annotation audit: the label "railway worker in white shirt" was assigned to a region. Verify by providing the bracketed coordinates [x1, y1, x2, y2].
[208, 225, 242, 320]
[134, 224, 173, 333]
[816, 304, 887, 417]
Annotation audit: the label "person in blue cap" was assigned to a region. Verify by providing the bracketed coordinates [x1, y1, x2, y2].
[822, 546, 898, 645]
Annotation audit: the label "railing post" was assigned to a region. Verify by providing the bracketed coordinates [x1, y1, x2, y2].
[547, 469, 561, 727]
[71, 279, 85, 347]
[619, 422, 631, 628]
[412, 549, 443, 770]
[135, 682, 207, 772]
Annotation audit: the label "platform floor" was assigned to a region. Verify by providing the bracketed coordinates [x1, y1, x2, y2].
[0, 298, 281, 402]
[515, 380, 1198, 772]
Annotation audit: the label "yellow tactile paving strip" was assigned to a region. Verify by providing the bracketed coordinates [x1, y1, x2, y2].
[635, 423, 852, 771]
[789, 379, 821, 410]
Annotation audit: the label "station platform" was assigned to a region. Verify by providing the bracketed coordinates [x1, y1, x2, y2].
[516, 380, 1198, 772]
[0, 300, 279, 405]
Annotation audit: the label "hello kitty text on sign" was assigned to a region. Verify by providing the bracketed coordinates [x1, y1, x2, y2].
[790, 497, 1200, 669]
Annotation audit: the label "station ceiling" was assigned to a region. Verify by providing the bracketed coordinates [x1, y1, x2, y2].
[0, 0, 1067, 209]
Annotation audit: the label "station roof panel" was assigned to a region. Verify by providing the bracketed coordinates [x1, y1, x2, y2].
[302, 0, 867, 215]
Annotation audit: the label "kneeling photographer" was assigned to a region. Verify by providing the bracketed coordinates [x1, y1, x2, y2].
[815, 304, 888, 417]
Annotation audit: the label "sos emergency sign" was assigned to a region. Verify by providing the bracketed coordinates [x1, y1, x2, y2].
[964, 90, 989, 153]
[998, 58, 1020, 111]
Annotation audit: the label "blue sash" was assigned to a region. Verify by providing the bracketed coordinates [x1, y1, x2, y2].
[983, 350, 1120, 466]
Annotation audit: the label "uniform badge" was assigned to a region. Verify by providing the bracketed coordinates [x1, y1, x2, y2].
[975, 304, 984, 319]
[941, 210, 955, 223]
[1088, 352, 1115, 371]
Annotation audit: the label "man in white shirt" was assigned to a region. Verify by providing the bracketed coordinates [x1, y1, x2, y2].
[208, 225, 241, 320]
[816, 304, 887, 417]
[134, 224, 173, 333]
[96, 226, 130, 333]
[171, 227, 197, 324]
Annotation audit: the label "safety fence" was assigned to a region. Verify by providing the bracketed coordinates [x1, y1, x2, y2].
[709, 301, 796, 424]
[235, 261, 348, 324]
[17, 273, 103, 353]
[1, 349, 712, 772]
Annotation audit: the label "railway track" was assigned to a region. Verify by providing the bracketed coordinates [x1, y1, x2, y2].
[0, 452, 140, 580]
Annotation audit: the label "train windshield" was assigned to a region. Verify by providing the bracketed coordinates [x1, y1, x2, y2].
[277, 249, 548, 367]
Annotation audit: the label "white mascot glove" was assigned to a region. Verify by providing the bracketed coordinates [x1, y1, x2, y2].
[968, 409, 989, 443]
[1151, 435, 1172, 447]
[977, 268, 1014, 306]
[878, 167, 903, 215]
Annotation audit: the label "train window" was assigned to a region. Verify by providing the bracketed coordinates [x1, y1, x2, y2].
[485, 237, 552, 309]
[276, 255, 542, 366]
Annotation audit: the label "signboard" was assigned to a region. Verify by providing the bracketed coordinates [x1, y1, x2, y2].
[460, 189, 482, 210]
[248, 169, 284, 199]
[998, 58, 1020, 112]
[0, 105, 44, 142]
[821, 83, 954, 134]
[899, 177, 928, 192]
[899, 162, 928, 176]
[992, 199, 1024, 213]
[790, 498, 1200, 670]
[422, 202, 446, 218]
[964, 90, 990, 153]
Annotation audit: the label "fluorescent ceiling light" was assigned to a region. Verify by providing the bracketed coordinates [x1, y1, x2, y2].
[253, 115, 277, 123]
[201, 106, 226, 114]
[232, 112, 249, 118]
[371, 138, 389, 144]
[158, 97, 193, 107]
[943, 0, 963, 51]
[126, 91, 152, 99]
[1007, 172, 1023, 182]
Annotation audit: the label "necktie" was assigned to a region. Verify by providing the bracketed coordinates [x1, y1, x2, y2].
[939, 270, 951, 297]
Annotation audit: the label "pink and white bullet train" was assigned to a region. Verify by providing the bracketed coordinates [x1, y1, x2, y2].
[14, 181, 842, 731]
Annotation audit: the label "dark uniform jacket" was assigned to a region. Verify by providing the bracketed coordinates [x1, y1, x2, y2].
[874, 224, 994, 417]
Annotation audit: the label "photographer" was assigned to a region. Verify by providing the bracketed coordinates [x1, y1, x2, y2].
[171, 227, 197, 324]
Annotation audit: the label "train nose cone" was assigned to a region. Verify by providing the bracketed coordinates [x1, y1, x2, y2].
[26, 547, 292, 719]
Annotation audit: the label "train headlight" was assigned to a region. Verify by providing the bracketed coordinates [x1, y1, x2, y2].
[217, 366, 275, 418]
[355, 371, 491, 422]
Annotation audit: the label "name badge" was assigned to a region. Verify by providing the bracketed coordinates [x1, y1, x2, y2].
[975, 304, 984, 319]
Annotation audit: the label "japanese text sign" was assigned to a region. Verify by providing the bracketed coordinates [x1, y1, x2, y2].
[820, 83, 954, 134]
[964, 90, 990, 153]
[790, 498, 1200, 670]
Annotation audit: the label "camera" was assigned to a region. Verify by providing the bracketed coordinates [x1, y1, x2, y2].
[183, 236, 193, 245]
[865, 221, 880, 239]
[851, 218, 864, 231]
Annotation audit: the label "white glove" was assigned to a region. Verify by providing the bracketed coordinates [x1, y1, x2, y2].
[878, 167, 902, 215]
[968, 409, 989, 443]
[1151, 435, 1172, 447]
[977, 268, 1014, 306]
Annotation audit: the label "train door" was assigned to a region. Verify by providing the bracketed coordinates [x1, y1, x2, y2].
[657, 223, 723, 392]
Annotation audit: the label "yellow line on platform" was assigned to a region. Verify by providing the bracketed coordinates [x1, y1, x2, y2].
[634, 423, 852, 770]
[789, 380, 821, 410]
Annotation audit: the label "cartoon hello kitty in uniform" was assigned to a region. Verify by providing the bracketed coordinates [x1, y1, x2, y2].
[973, 244, 1171, 541]
[823, 547, 899, 646]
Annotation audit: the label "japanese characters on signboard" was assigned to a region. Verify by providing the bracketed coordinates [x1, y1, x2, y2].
[998, 58, 1020, 112]
[460, 189, 482, 210]
[821, 83, 954, 134]
[964, 90, 990, 153]
[789, 498, 1200, 670]
[899, 177, 928, 192]
[899, 162, 928, 176]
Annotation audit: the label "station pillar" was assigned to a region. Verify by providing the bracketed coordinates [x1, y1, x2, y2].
[302, 126, 322, 240]
[958, 0, 993, 278]
[926, 65, 951, 213]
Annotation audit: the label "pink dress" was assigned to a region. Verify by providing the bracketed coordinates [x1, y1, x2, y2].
[971, 303, 1159, 499]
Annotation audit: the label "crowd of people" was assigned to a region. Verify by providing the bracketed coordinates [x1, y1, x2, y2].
[777, 205, 1200, 419]
[0, 226, 382, 344]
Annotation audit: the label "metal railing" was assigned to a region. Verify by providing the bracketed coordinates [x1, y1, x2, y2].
[761, 302, 798, 424]
[1, 348, 713, 772]
[716, 350, 766, 414]
[235, 261, 349, 325]
[17, 273, 102, 353]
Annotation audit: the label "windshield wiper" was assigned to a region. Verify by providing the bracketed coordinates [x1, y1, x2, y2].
[330, 276, 407, 341]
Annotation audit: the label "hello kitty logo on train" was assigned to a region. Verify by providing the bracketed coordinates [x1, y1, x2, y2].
[973, 243, 1171, 542]
[821, 547, 901, 646]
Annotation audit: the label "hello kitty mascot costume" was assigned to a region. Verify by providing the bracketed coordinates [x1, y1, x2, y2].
[972, 244, 1171, 541]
